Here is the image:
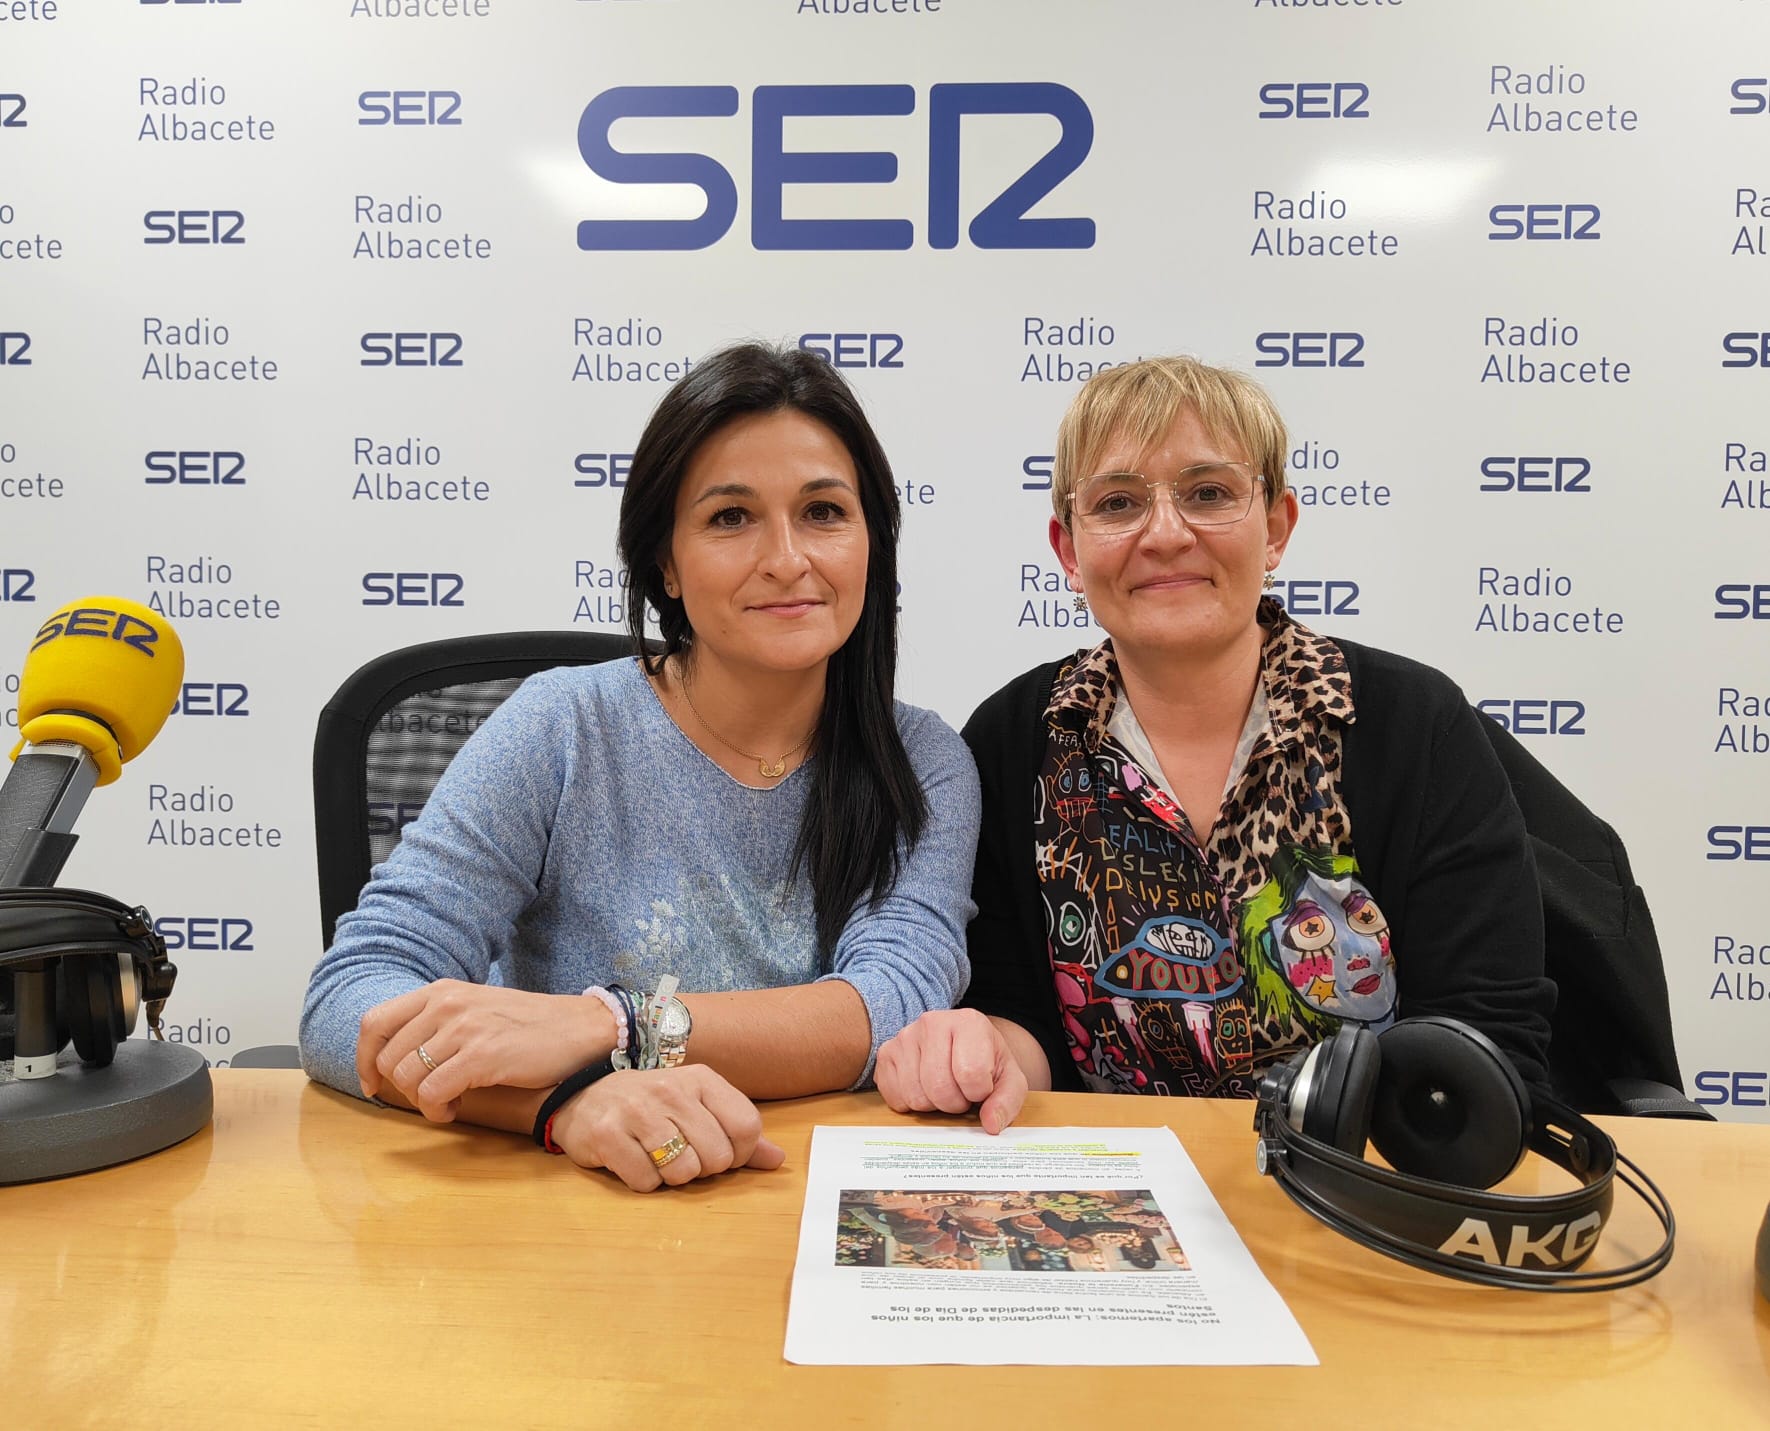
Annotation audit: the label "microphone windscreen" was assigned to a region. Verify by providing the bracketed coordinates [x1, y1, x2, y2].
[14, 597, 185, 783]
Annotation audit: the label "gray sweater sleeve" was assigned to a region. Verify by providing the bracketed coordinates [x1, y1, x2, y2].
[824, 706, 981, 1084]
[298, 672, 577, 1096]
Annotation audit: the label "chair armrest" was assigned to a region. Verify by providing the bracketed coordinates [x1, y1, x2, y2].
[1606, 1077, 1715, 1121]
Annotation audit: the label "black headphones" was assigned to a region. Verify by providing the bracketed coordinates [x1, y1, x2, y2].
[1253, 1016, 1675, 1292]
[0, 886, 178, 1068]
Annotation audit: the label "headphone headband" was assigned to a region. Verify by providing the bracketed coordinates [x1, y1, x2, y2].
[1255, 1095, 1617, 1274]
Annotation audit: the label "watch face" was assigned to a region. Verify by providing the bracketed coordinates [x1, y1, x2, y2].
[654, 997, 691, 1068]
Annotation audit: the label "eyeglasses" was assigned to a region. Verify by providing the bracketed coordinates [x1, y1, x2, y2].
[1069, 464, 1267, 536]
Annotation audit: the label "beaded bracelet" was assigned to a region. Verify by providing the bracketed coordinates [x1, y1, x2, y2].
[607, 983, 641, 1070]
[583, 985, 629, 1054]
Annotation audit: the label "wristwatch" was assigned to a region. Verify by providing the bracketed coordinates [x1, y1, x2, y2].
[652, 995, 692, 1069]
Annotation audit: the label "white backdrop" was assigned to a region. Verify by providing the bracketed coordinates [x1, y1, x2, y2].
[4, 0, 1767, 1119]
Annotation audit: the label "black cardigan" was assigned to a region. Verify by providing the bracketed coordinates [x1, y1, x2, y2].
[959, 638, 1557, 1093]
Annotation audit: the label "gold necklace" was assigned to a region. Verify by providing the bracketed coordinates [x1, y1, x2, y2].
[677, 671, 815, 780]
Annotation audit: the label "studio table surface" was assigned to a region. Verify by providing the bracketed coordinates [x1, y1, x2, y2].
[6, 1072, 1768, 1429]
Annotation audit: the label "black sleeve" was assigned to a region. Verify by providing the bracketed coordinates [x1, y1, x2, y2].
[1348, 657, 1556, 1091]
[957, 666, 1079, 1091]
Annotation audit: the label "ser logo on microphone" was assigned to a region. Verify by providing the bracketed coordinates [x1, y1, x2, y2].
[31, 605, 159, 653]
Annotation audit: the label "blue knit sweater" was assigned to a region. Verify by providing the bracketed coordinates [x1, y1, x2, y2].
[299, 657, 981, 1097]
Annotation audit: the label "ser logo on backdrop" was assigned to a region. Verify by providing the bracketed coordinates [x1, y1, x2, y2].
[358, 91, 462, 126]
[0, 93, 26, 128]
[798, 333, 903, 368]
[0, 568, 36, 602]
[575, 82, 1094, 251]
[574, 451, 632, 488]
[146, 450, 245, 485]
[1254, 332, 1364, 368]
[1721, 332, 1770, 367]
[1693, 1071, 1770, 1107]
[1270, 581, 1359, 617]
[1715, 584, 1770, 618]
[171, 682, 249, 716]
[1256, 82, 1370, 120]
[144, 210, 245, 244]
[1730, 79, 1770, 115]
[1706, 826, 1770, 860]
[1487, 204, 1601, 241]
[1479, 456, 1591, 493]
[362, 572, 465, 607]
[153, 917, 254, 952]
[360, 333, 462, 367]
[1475, 699, 1587, 736]
[0, 331, 30, 365]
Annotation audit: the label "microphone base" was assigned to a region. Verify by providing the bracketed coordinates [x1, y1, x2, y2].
[0, 1040, 213, 1183]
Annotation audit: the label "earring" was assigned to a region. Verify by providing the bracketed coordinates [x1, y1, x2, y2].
[1263, 570, 1277, 592]
[1072, 592, 1089, 613]
[664, 581, 679, 599]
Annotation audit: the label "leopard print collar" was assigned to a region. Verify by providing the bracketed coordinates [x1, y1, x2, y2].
[1044, 596, 1355, 754]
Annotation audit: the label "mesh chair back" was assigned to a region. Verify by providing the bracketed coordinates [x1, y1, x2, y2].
[363, 676, 527, 868]
[313, 631, 637, 950]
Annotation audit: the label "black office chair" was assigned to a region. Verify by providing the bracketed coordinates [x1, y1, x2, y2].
[312, 630, 640, 952]
[1477, 713, 1709, 1120]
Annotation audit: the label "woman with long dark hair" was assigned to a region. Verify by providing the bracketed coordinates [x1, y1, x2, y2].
[301, 343, 979, 1190]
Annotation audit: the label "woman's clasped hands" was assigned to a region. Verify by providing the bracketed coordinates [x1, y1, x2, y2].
[354, 978, 782, 1191]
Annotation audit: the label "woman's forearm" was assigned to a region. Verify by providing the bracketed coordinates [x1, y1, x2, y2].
[680, 980, 872, 1099]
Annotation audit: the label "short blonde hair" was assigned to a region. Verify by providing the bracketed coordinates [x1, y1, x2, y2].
[1052, 356, 1289, 523]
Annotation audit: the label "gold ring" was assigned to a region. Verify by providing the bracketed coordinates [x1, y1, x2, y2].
[415, 1044, 439, 1073]
[648, 1134, 688, 1169]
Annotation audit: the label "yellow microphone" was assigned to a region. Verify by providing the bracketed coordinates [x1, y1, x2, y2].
[2, 597, 184, 886]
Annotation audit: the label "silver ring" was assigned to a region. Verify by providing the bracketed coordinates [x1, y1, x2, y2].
[415, 1043, 439, 1073]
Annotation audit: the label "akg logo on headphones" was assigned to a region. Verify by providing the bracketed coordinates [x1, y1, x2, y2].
[575, 82, 1095, 251]
[1436, 1212, 1603, 1268]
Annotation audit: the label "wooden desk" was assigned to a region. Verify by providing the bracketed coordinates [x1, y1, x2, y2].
[6, 1074, 1768, 1429]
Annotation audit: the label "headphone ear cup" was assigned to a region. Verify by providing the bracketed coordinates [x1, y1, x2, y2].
[1368, 1017, 1530, 1189]
[1298, 1025, 1382, 1156]
[57, 955, 126, 1068]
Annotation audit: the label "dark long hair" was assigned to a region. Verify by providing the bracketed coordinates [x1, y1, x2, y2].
[617, 342, 927, 959]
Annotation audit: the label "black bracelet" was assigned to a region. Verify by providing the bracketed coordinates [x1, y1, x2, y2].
[532, 1056, 617, 1150]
